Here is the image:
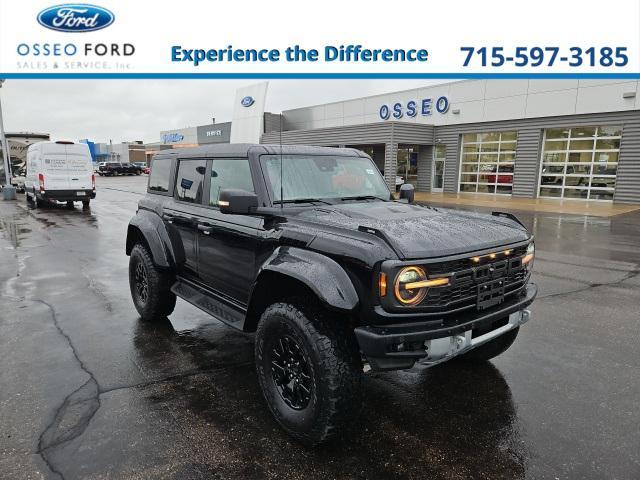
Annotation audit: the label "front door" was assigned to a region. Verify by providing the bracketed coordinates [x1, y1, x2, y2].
[432, 145, 446, 192]
[197, 158, 260, 305]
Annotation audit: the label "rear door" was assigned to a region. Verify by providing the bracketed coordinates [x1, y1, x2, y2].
[41, 143, 70, 191]
[65, 144, 93, 190]
[162, 158, 208, 278]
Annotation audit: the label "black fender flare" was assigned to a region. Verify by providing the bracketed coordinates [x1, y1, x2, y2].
[251, 246, 359, 312]
[126, 209, 184, 269]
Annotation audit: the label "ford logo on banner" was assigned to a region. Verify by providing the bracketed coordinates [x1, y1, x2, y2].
[241, 96, 255, 107]
[37, 4, 115, 32]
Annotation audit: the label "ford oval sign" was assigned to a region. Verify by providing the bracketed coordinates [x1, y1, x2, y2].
[37, 4, 115, 32]
[241, 96, 255, 107]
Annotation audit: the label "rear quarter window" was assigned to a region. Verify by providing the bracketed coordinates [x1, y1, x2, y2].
[148, 158, 173, 194]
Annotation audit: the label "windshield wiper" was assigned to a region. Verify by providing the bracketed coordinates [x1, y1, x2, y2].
[340, 195, 386, 201]
[273, 198, 333, 205]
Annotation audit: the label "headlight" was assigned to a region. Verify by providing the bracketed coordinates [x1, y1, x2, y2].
[523, 242, 535, 266]
[393, 266, 450, 306]
[394, 266, 428, 305]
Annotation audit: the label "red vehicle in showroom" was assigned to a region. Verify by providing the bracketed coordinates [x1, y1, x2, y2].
[485, 165, 514, 184]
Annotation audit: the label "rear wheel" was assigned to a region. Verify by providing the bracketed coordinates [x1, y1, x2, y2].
[35, 194, 45, 208]
[458, 326, 520, 362]
[82, 200, 90, 209]
[129, 243, 176, 321]
[255, 302, 362, 445]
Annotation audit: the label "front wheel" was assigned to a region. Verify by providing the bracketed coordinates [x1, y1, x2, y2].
[255, 302, 362, 445]
[458, 326, 520, 362]
[129, 243, 176, 321]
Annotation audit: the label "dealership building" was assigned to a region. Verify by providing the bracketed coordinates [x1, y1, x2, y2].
[261, 79, 639, 205]
[160, 80, 640, 204]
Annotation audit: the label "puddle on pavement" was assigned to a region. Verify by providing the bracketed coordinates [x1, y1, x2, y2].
[0, 214, 32, 248]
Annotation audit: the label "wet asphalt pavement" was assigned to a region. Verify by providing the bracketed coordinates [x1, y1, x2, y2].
[1, 176, 639, 480]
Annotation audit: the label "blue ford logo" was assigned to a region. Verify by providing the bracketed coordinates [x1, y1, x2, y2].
[37, 4, 115, 32]
[241, 96, 255, 107]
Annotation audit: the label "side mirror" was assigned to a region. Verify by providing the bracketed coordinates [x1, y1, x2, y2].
[218, 189, 258, 214]
[399, 183, 415, 203]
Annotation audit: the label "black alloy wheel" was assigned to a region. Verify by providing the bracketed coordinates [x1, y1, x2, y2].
[134, 262, 149, 305]
[270, 335, 313, 410]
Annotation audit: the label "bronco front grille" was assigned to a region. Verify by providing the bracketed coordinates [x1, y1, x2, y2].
[419, 253, 529, 311]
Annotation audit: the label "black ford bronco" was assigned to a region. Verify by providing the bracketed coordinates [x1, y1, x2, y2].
[126, 144, 537, 444]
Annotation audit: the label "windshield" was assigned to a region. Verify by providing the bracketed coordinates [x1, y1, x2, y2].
[261, 154, 390, 203]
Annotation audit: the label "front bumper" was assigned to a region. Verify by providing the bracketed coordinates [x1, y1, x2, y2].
[355, 283, 537, 371]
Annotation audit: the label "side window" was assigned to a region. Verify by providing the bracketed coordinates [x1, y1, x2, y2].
[148, 158, 172, 193]
[209, 158, 254, 206]
[175, 159, 206, 203]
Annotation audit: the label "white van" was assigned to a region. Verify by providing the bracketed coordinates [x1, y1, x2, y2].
[25, 141, 96, 208]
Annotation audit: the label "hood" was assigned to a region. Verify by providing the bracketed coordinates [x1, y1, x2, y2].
[291, 202, 530, 260]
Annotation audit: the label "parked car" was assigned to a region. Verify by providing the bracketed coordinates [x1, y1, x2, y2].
[98, 162, 143, 176]
[125, 163, 144, 175]
[485, 164, 514, 184]
[98, 162, 122, 176]
[10, 174, 26, 192]
[126, 145, 536, 445]
[25, 141, 95, 208]
[541, 165, 588, 186]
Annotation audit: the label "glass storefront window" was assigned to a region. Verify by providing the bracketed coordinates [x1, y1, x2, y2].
[544, 140, 568, 151]
[545, 128, 570, 139]
[571, 127, 597, 138]
[538, 125, 621, 201]
[432, 145, 446, 191]
[595, 138, 620, 150]
[459, 131, 517, 195]
[597, 126, 623, 137]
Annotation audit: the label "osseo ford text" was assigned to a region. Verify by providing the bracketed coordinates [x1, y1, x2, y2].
[16, 43, 135, 57]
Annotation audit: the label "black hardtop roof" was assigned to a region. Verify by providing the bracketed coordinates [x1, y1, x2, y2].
[152, 144, 368, 160]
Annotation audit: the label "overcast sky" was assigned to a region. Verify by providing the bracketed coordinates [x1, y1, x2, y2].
[0, 79, 449, 144]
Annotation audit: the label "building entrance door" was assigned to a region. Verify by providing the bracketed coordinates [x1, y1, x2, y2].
[397, 146, 418, 190]
[432, 145, 445, 192]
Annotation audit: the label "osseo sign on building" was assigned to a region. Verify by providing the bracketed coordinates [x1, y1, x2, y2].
[379, 95, 450, 120]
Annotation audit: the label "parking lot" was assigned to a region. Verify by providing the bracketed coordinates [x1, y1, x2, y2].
[1, 175, 639, 480]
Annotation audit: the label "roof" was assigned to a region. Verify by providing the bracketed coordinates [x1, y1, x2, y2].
[153, 143, 367, 159]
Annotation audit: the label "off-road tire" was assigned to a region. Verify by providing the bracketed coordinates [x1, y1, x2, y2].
[458, 326, 520, 362]
[255, 302, 362, 445]
[129, 243, 176, 321]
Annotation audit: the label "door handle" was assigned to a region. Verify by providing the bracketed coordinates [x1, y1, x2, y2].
[197, 223, 214, 235]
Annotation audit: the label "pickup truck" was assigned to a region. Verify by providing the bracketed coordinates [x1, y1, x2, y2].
[98, 162, 143, 176]
[125, 144, 536, 444]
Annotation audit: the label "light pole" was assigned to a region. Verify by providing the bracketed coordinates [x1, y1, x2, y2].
[0, 79, 17, 200]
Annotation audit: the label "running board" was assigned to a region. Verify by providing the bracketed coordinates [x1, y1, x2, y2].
[171, 278, 246, 329]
